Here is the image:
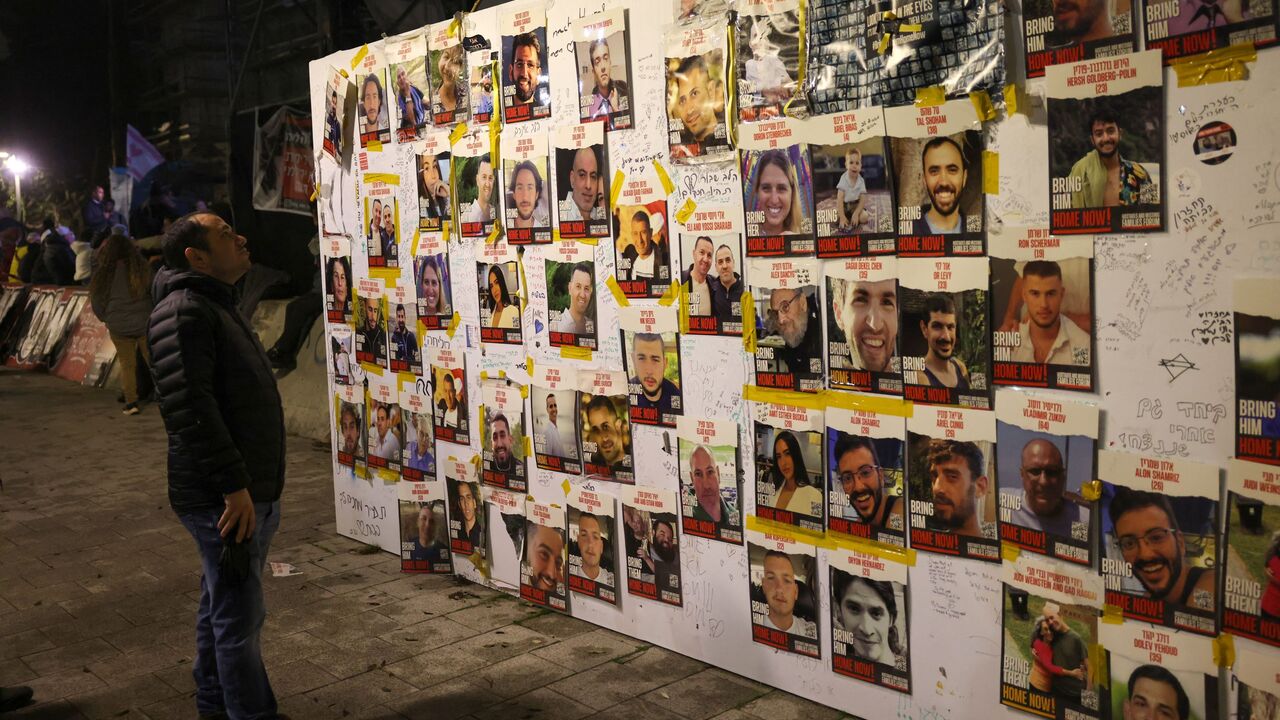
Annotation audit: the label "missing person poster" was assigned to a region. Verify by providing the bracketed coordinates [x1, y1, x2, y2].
[747, 530, 820, 658]
[335, 383, 365, 467]
[613, 173, 671, 299]
[387, 31, 429, 144]
[427, 20, 469, 127]
[323, 237, 352, 324]
[826, 256, 901, 395]
[546, 242, 597, 350]
[387, 285, 421, 376]
[829, 548, 911, 692]
[1046, 50, 1164, 235]
[572, 8, 633, 130]
[478, 251, 523, 345]
[1234, 641, 1280, 717]
[1235, 278, 1280, 466]
[899, 257, 992, 409]
[886, 101, 986, 257]
[681, 232, 744, 336]
[453, 130, 497, 238]
[807, 109, 896, 257]
[620, 486, 683, 606]
[992, 228, 1095, 392]
[754, 402, 826, 532]
[740, 120, 814, 257]
[907, 404, 1000, 562]
[363, 176, 400, 269]
[416, 131, 452, 234]
[555, 122, 611, 240]
[398, 480, 452, 573]
[481, 377, 527, 492]
[1102, 622, 1218, 720]
[1223, 459, 1280, 646]
[331, 326, 354, 385]
[354, 279, 389, 371]
[1021, 0, 1137, 78]
[1098, 450, 1219, 635]
[826, 405, 908, 546]
[532, 364, 582, 475]
[996, 391, 1098, 566]
[1143, 0, 1277, 62]
[620, 305, 683, 427]
[665, 19, 732, 163]
[678, 416, 742, 544]
[501, 6, 551, 124]
[580, 370, 635, 482]
[414, 233, 452, 331]
[502, 128, 552, 244]
[750, 257, 824, 392]
[322, 66, 347, 161]
[399, 388, 435, 482]
[427, 343, 469, 445]
[466, 42, 495, 125]
[446, 458, 485, 556]
[484, 485, 525, 593]
[568, 486, 620, 605]
[1001, 554, 1107, 720]
[355, 52, 391, 149]
[734, 0, 803, 122]
[521, 500, 569, 612]
[366, 376, 404, 482]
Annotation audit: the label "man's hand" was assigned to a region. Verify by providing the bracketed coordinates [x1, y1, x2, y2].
[219, 489, 257, 542]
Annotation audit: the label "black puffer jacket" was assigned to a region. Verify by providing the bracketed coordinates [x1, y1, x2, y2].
[148, 267, 286, 512]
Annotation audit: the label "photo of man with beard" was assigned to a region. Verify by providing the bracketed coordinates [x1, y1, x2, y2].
[664, 46, 730, 161]
[482, 380, 527, 492]
[624, 329, 683, 427]
[1021, 0, 1134, 78]
[754, 283, 824, 392]
[828, 433, 906, 544]
[503, 28, 550, 122]
[522, 519, 567, 598]
[827, 272, 901, 395]
[899, 260, 993, 409]
[621, 495, 683, 605]
[907, 404, 1000, 561]
[337, 399, 364, 465]
[505, 159, 551, 241]
[581, 392, 634, 482]
[909, 137, 971, 237]
[448, 476, 484, 556]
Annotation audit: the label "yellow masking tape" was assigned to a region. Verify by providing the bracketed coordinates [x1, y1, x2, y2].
[741, 291, 756, 353]
[653, 160, 675, 195]
[1213, 633, 1236, 668]
[363, 172, 400, 185]
[339, 68, 349, 79]
[309, 184, 319, 202]
[826, 531, 916, 566]
[742, 385, 827, 410]
[970, 89, 996, 122]
[485, 225, 500, 245]
[523, 436, 531, 454]
[447, 16, 461, 38]
[560, 345, 593, 361]
[449, 122, 468, 145]
[519, 384, 529, 399]
[479, 371, 489, 380]
[658, 282, 679, 307]
[446, 311, 461, 338]
[1004, 83, 1020, 115]
[746, 515, 829, 546]
[561, 479, 572, 496]
[366, 140, 383, 152]
[442, 222, 451, 243]
[823, 391, 913, 417]
[1001, 541, 1021, 562]
[552, 229, 562, 242]
[606, 276, 631, 307]
[1102, 604, 1125, 624]
[914, 86, 946, 107]
[368, 266, 399, 282]
[983, 151, 999, 195]
[1171, 43, 1256, 87]
[362, 362, 385, 376]
[1089, 644, 1109, 688]
[575, 235, 599, 246]
[610, 170, 624, 209]
[526, 356, 534, 377]
[1080, 480, 1103, 502]
[350, 44, 369, 70]
[675, 197, 697, 224]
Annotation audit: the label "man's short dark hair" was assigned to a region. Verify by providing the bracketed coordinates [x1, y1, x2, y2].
[675, 53, 709, 78]
[1087, 103, 1120, 138]
[512, 160, 544, 199]
[693, 235, 714, 253]
[1022, 260, 1063, 281]
[927, 439, 984, 481]
[631, 209, 650, 228]
[633, 332, 663, 350]
[1107, 487, 1180, 532]
[511, 32, 541, 61]
[585, 394, 620, 419]
[1127, 664, 1189, 720]
[396, 303, 406, 314]
[764, 549, 792, 565]
[834, 433, 880, 467]
[924, 292, 956, 317]
[162, 211, 219, 270]
[653, 518, 674, 535]
[588, 38, 609, 57]
[921, 136, 967, 170]
[442, 373, 456, 387]
[571, 261, 593, 281]
[491, 412, 510, 434]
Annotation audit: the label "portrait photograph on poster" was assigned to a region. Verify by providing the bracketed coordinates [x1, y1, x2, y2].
[572, 8, 633, 130]
[1223, 459, 1280, 646]
[531, 365, 582, 476]
[1098, 450, 1219, 634]
[734, 0, 803, 122]
[399, 389, 435, 482]
[501, 8, 551, 123]
[357, 62, 391, 148]
[665, 21, 731, 162]
[568, 487, 620, 605]
[1021, 0, 1136, 78]
[826, 256, 902, 396]
[613, 196, 671, 299]
[387, 285, 421, 376]
[907, 405, 1000, 562]
[324, 245, 352, 324]
[1142, 0, 1277, 62]
[521, 500, 569, 612]
[826, 406, 907, 546]
[398, 482, 452, 574]
[750, 258, 824, 393]
[354, 280, 389, 370]
[556, 122, 611, 240]
[754, 402, 826, 532]
[335, 384, 365, 467]
[886, 101, 986, 257]
[1047, 51, 1164, 235]
[740, 120, 814, 257]
[502, 129, 552, 244]
[477, 260, 523, 345]
[996, 391, 1097, 566]
[680, 232, 744, 336]
[620, 306, 683, 427]
[580, 370, 635, 483]
[899, 257, 992, 409]
[481, 377, 527, 492]
[453, 134, 497, 239]
[1102, 622, 1218, 720]
[746, 531, 820, 658]
[387, 32, 429, 143]
[620, 487, 683, 606]
[428, 20, 469, 126]
[467, 45, 495, 124]
[1235, 278, 1280, 465]
[991, 228, 1095, 392]
[322, 66, 346, 161]
[546, 244, 597, 350]
[416, 135, 452, 233]
[365, 377, 404, 480]
[484, 486, 525, 593]
[363, 187, 400, 269]
[427, 344, 469, 445]
[809, 109, 896, 257]
[830, 549, 911, 692]
[1234, 642, 1280, 717]
[446, 461, 484, 556]
[677, 417, 742, 544]
[330, 326, 354, 385]
[414, 250, 452, 331]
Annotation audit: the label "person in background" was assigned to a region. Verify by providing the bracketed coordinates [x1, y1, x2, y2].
[90, 230, 154, 415]
[83, 185, 108, 238]
[32, 221, 76, 286]
[71, 230, 94, 285]
[13, 231, 41, 283]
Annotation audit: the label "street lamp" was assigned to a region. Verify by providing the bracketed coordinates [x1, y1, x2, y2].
[3, 155, 29, 223]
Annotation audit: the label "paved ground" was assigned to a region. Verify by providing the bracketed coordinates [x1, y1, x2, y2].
[0, 371, 851, 720]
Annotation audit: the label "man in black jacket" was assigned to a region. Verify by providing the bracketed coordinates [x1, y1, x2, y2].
[148, 212, 286, 720]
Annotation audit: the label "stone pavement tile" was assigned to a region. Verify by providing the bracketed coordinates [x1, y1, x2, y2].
[446, 596, 546, 631]
[0, 657, 36, 685]
[112, 593, 196, 627]
[262, 580, 336, 612]
[38, 608, 136, 647]
[137, 693, 198, 720]
[516, 610, 598, 641]
[309, 604, 404, 647]
[21, 666, 108, 702]
[102, 617, 191, 655]
[592, 697, 690, 720]
[0, 603, 74, 638]
[737, 690, 848, 720]
[300, 669, 418, 718]
[21, 637, 120, 676]
[383, 641, 490, 689]
[372, 584, 501, 624]
[0, 628, 54, 660]
[260, 628, 335, 665]
[0, 578, 91, 611]
[0, 595, 17, 615]
[310, 566, 401, 596]
[549, 646, 706, 711]
[306, 636, 414, 681]
[470, 687, 594, 720]
[530, 628, 648, 672]
[709, 711, 758, 720]
[640, 668, 771, 720]
[384, 615, 479, 654]
[371, 572, 459, 600]
[67, 673, 179, 719]
[271, 658, 342, 698]
[85, 645, 191, 687]
[312, 548, 397, 575]
[386, 677, 503, 720]
[7, 699, 91, 719]
[150, 662, 197, 695]
[466, 652, 576, 699]
[267, 589, 396, 634]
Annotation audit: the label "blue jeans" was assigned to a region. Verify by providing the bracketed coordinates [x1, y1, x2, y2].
[177, 500, 281, 720]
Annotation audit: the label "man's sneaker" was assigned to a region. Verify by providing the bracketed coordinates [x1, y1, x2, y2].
[123, 403, 141, 415]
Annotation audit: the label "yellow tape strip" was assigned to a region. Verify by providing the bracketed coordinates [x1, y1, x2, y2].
[350, 44, 369, 70]
[915, 86, 946, 107]
[363, 172, 400, 186]
[741, 291, 756, 353]
[442, 222, 451, 243]
[479, 371, 489, 380]
[377, 467, 399, 484]
[1089, 644, 1109, 689]
[561, 479, 572, 496]
[746, 515, 829, 546]
[676, 197, 696, 224]
[742, 385, 827, 410]
[446, 311, 461, 338]
[366, 140, 383, 153]
[485, 224, 500, 245]
[826, 531, 917, 566]
[449, 122, 468, 145]
[653, 160, 674, 195]
[523, 436, 531, 455]
[368, 266, 400, 281]
[970, 90, 996, 122]
[519, 384, 529, 399]
[609, 170, 624, 209]
[309, 184, 319, 202]
[1171, 42, 1256, 87]
[339, 68, 349, 79]
[1080, 479, 1102, 502]
[447, 16, 461, 38]
[982, 151, 999, 195]
[560, 345, 593, 361]
[396, 371, 416, 388]
[575, 235, 599, 247]
[552, 229, 562, 242]
[1004, 83, 1020, 115]
[355, 464, 370, 479]
[362, 361, 385, 376]
[526, 355, 534, 377]
[823, 391, 914, 418]
[1101, 604, 1124, 624]
[1212, 633, 1236, 668]
[471, 454, 482, 470]
[1001, 541, 1021, 562]
[517, 253, 528, 304]
[606, 276, 631, 307]
[678, 283, 691, 334]
[658, 281, 679, 307]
